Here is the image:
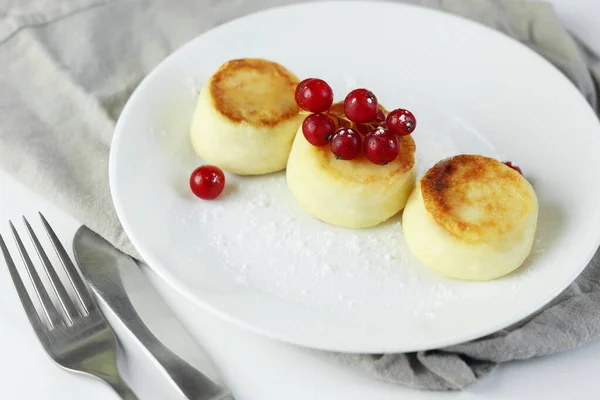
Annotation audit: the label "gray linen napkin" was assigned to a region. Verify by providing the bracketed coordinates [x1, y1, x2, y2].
[1, 0, 599, 391]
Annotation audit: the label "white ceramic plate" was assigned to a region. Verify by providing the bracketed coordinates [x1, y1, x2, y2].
[110, 1, 600, 353]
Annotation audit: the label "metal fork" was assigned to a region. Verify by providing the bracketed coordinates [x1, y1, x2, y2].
[0, 213, 137, 399]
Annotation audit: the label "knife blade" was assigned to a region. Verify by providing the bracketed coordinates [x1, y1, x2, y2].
[73, 226, 233, 400]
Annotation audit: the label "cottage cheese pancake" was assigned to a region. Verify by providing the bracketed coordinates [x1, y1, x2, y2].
[402, 154, 538, 281]
[190, 58, 304, 175]
[286, 115, 417, 228]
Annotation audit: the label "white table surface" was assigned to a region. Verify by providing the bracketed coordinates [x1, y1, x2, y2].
[2, 1, 600, 398]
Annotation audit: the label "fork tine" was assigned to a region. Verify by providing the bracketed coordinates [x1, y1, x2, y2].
[10, 222, 63, 328]
[39, 213, 95, 314]
[0, 234, 47, 335]
[24, 217, 78, 325]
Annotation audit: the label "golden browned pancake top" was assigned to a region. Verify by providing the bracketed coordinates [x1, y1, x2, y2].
[314, 102, 415, 185]
[420, 154, 535, 243]
[209, 58, 300, 127]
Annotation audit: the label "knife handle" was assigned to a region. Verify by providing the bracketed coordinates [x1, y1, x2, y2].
[93, 278, 233, 400]
[73, 226, 233, 400]
[73, 227, 232, 400]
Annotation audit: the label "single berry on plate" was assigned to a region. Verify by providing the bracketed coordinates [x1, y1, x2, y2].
[503, 161, 523, 175]
[364, 127, 400, 165]
[386, 108, 416, 136]
[295, 78, 334, 113]
[344, 89, 378, 123]
[190, 165, 225, 200]
[302, 113, 336, 146]
[330, 127, 362, 160]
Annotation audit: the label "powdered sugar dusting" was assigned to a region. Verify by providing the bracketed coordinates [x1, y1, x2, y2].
[183, 173, 476, 316]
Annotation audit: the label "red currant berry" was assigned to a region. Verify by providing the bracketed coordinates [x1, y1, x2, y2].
[364, 127, 400, 165]
[295, 78, 334, 113]
[386, 108, 416, 136]
[375, 109, 387, 124]
[190, 165, 225, 200]
[330, 128, 362, 160]
[302, 113, 336, 146]
[344, 89, 378, 123]
[503, 161, 522, 175]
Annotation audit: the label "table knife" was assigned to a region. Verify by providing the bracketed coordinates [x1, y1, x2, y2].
[73, 226, 233, 400]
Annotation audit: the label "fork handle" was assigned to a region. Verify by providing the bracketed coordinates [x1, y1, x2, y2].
[109, 375, 139, 400]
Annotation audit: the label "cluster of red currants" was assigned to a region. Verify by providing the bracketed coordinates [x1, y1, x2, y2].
[295, 78, 416, 165]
